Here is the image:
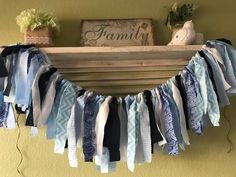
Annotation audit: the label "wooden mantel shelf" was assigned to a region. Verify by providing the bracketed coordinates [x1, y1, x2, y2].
[42, 45, 202, 53]
[41, 45, 202, 60]
[0, 45, 203, 95]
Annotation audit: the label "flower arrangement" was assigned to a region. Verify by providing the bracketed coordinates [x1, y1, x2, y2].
[165, 2, 197, 31]
[16, 9, 59, 46]
[16, 9, 59, 33]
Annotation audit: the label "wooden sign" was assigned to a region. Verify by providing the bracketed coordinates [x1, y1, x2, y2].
[80, 19, 154, 46]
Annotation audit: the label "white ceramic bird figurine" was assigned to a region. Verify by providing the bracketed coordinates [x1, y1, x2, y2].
[168, 20, 196, 45]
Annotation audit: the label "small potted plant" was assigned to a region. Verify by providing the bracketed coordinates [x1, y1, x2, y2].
[164, 2, 203, 45]
[16, 9, 60, 46]
[165, 2, 197, 32]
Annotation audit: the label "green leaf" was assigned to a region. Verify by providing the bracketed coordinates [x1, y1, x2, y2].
[16, 9, 60, 33]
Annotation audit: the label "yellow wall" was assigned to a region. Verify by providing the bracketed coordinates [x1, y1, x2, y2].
[1, 0, 236, 46]
[0, 0, 236, 177]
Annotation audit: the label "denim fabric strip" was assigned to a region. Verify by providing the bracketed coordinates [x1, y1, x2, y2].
[221, 41, 236, 77]
[201, 49, 230, 106]
[163, 83, 185, 149]
[83, 93, 98, 162]
[3, 54, 17, 103]
[0, 103, 10, 127]
[3, 54, 15, 96]
[181, 69, 203, 135]
[124, 95, 134, 118]
[207, 40, 236, 94]
[202, 45, 232, 91]
[25, 52, 50, 107]
[158, 87, 178, 155]
[15, 49, 29, 105]
[0, 91, 10, 127]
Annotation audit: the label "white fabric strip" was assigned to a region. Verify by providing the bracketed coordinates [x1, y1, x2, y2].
[95, 96, 112, 156]
[138, 93, 151, 163]
[31, 64, 49, 126]
[38, 73, 59, 125]
[30, 127, 39, 136]
[154, 88, 167, 146]
[67, 104, 78, 167]
[6, 104, 15, 129]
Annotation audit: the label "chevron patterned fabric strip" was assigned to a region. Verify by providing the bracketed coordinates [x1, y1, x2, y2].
[127, 96, 137, 172]
[135, 98, 140, 154]
[187, 56, 220, 127]
[54, 82, 77, 154]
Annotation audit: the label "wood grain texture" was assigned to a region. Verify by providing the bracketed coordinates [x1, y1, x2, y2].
[0, 45, 201, 95]
[43, 45, 201, 95]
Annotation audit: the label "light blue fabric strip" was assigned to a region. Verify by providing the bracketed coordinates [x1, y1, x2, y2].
[54, 82, 76, 154]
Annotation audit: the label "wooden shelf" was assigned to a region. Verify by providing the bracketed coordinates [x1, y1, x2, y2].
[42, 45, 202, 60]
[0, 45, 202, 96]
